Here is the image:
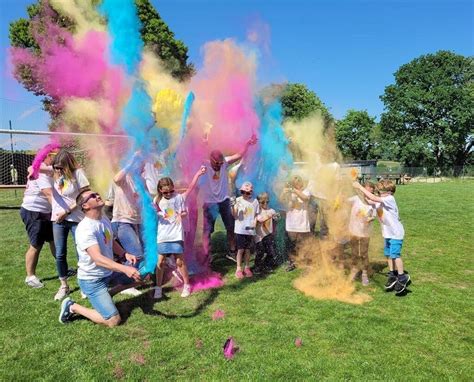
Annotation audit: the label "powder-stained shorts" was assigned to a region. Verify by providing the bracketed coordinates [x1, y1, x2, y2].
[383, 238, 403, 259]
[20, 207, 53, 248]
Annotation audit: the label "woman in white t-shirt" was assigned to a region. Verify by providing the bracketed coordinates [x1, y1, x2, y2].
[281, 175, 311, 272]
[51, 149, 90, 301]
[152, 166, 206, 299]
[20, 146, 57, 288]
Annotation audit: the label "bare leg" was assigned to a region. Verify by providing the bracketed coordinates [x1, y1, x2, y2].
[25, 245, 42, 277]
[394, 258, 404, 275]
[387, 258, 395, 272]
[244, 249, 251, 269]
[70, 303, 121, 327]
[236, 249, 244, 272]
[175, 255, 190, 285]
[155, 255, 166, 287]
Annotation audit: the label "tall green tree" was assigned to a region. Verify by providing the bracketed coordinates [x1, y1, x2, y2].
[9, 0, 194, 121]
[335, 110, 378, 160]
[380, 50, 473, 172]
[280, 83, 333, 127]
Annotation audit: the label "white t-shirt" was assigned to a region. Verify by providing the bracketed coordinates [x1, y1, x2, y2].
[51, 168, 89, 223]
[234, 197, 259, 235]
[76, 216, 114, 280]
[378, 195, 405, 240]
[285, 188, 311, 233]
[156, 193, 186, 243]
[111, 175, 141, 224]
[143, 154, 166, 196]
[348, 196, 376, 238]
[21, 173, 53, 213]
[200, 161, 230, 203]
[256, 208, 276, 243]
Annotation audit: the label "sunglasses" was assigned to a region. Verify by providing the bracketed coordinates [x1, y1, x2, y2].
[211, 159, 224, 166]
[53, 166, 64, 170]
[240, 190, 252, 196]
[161, 190, 175, 196]
[82, 192, 100, 204]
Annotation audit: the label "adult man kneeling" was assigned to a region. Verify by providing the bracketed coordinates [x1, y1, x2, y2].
[59, 190, 142, 327]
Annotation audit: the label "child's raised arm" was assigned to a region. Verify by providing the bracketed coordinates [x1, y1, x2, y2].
[182, 166, 207, 200]
[353, 182, 383, 203]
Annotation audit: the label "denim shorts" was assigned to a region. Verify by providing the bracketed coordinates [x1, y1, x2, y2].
[157, 240, 184, 254]
[384, 238, 403, 259]
[78, 272, 134, 320]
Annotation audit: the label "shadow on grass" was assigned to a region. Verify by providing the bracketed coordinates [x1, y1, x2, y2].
[116, 287, 219, 323]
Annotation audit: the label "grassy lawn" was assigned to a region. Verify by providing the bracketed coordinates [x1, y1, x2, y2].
[0, 181, 473, 381]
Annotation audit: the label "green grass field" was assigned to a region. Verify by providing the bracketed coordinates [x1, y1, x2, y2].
[0, 181, 473, 381]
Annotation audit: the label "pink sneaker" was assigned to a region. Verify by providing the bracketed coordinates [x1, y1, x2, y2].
[243, 268, 253, 278]
[235, 270, 244, 279]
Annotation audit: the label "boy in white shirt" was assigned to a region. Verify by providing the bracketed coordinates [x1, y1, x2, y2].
[354, 180, 411, 294]
[231, 181, 259, 279]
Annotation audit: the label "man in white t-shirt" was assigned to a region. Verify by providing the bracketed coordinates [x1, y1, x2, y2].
[199, 136, 257, 264]
[59, 190, 142, 327]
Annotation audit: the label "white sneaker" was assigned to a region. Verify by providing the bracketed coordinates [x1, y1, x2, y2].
[119, 287, 142, 297]
[181, 284, 191, 298]
[54, 286, 70, 301]
[25, 275, 44, 289]
[153, 286, 162, 299]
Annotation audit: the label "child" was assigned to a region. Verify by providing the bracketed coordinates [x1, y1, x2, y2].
[254, 192, 280, 273]
[353, 180, 410, 294]
[348, 182, 377, 286]
[152, 166, 206, 299]
[282, 175, 311, 272]
[232, 181, 259, 279]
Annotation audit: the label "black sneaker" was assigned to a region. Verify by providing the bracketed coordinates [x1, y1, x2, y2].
[285, 261, 296, 272]
[384, 273, 398, 290]
[225, 252, 237, 263]
[59, 297, 75, 324]
[394, 274, 411, 295]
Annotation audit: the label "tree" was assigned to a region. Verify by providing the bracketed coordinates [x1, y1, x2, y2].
[135, 0, 194, 81]
[280, 83, 333, 126]
[380, 51, 473, 173]
[335, 110, 377, 160]
[9, 0, 194, 122]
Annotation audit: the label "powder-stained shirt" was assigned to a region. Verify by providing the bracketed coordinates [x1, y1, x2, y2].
[256, 208, 276, 243]
[234, 197, 259, 236]
[112, 174, 141, 225]
[348, 196, 376, 238]
[285, 188, 311, 233]
[200, 161, 230, 203]
[156, 193, 186, 243]
[76, 216, 114, 281]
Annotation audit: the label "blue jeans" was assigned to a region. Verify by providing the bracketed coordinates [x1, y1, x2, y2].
[53, 221, 78, 279]
[78, 272, 134, 320]
[111, 222, 143, 268]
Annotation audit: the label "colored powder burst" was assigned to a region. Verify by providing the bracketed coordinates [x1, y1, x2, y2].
[30, 141, 61, 180]
[236, 100, 293, 206]
[99, 0, 158, 276]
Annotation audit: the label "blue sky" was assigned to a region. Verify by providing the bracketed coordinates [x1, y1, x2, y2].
[1, 0, 472, 136]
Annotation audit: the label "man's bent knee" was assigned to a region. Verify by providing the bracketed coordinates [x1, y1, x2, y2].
[105, 314, 121, 327]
